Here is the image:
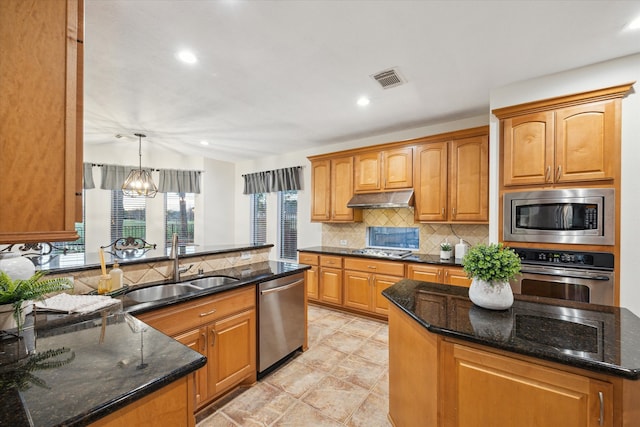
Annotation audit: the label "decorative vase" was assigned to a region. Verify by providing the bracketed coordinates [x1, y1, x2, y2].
[0, 300, 31, 331]
[0, 252, 36, 280]
[468, 278, 514, 310]
[440, 250, 452, 260]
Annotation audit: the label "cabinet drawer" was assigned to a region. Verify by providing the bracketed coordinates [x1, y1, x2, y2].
[136, 286, 255, 336]
[320, 255, 343, 268]
[344, 257, 404, 276]
[298, 253, 319, 266]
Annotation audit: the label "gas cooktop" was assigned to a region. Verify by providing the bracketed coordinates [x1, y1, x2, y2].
[351, 248, 413, 259]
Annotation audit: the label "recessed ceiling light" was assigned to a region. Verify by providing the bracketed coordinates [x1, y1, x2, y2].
[628, 16, 640, 30]
[200, 140, 209, 146]
[177, 50, 198, 64]
[357, 96, 370, 107]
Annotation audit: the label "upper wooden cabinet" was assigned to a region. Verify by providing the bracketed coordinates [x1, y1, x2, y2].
[495, 83, 633, 188]
[354, 147, 413, 192]
[414, 130, 489, 223]
[310, 157, 362, 223]
[0, 0, 83, 244]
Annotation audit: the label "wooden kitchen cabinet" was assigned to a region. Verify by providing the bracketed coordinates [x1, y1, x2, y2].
[0, 0, 83, 243]
[354, 147, 413, 192]
[319, 255, 343, 305]
[309, 157, 362, 223]
[298, 252, 319, 301]
[407, 263, 471, 287]
[136, 286, 256, 411]
[441, 343, 614, 427]
[343, 257, 404, 316]
[414, 130, 488, 223]
[495, 84, 633, 188]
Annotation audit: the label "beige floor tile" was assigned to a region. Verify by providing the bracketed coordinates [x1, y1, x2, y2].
[339, 318, 383, 339]
[272, 401, 344, 427]
[371, 369, 389, 398]
[220, 382, 296, 427]
[197, 411, 240, 427]
[321, 330, 367, 354]
[330, 355, 386, 391]
[297, 342, 349, 373]
[352, 339, 389, 366]
[307, 323, 339, 348]
[314, 312, 354, 330]
[265, 360, 327, 398]
[302, 376, 369, 423]
[346, 393, 391, 427]
[370, 324, 389, 345]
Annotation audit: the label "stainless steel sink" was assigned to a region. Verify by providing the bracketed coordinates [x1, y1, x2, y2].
[189, 276, 239, 288]
[126, 283, 203, 303]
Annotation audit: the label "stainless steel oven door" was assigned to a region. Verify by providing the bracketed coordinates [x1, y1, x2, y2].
[511, 264, 614, 306]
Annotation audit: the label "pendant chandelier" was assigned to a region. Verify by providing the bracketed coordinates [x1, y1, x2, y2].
[121, 133, 158, 198]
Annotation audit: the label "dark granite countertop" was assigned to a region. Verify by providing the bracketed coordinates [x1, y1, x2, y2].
[298, 246, 463, 266]
[37, 243, 274, 274]
[382, 279, 640, 380]
[0, 260, 309, 426]
[0, 312, 206, 427]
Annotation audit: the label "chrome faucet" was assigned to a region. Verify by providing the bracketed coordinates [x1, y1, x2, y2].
[169, 233, 192, 282]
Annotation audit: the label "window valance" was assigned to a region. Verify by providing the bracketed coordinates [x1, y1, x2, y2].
[243, 166, 302, 194]
[87, 163, 202, 194]
[158, 169, 201, 194]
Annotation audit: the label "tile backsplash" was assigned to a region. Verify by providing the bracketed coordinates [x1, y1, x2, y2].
[322, 207, 488, 254]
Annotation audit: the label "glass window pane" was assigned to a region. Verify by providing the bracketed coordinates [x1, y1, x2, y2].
[366, 226, 419, 250]
[165, 192, 195, 246]
[111, 191, 146, 242]
[278, 190, 297, 260]
[251, 193, 267, 245]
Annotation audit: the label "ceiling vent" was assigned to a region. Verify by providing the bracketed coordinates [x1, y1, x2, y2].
[371, 68, 405, 89]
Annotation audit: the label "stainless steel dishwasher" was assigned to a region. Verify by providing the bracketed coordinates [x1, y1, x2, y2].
[258, 272, 305, 374]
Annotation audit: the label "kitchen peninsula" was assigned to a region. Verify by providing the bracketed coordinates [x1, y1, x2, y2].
[383, 279, 640, 427]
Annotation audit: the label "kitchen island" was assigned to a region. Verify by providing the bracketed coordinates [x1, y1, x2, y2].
[383, 279, 640, 427]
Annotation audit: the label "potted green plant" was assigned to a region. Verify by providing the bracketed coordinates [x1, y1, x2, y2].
[440, 242, 453, 260]
[0, 270, 73, 331]
[462, 243, 521, 310]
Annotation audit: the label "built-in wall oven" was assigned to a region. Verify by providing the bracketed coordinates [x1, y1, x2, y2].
[503, 188, 615, 245]
[510, 248, 614, 306]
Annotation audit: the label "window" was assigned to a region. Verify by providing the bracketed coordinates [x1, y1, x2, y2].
[165, 192, 195, 246]
[250, 193, 267, 245]
[367, 226, 419, 250]
[111, 191, 146, 242]
[278, 190, 298, 260]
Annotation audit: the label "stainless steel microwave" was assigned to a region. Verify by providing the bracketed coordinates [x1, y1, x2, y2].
[503, 188, 615, 245]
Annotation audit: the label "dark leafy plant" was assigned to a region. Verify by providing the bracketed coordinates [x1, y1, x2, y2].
[0, 270, 73, 330]
[0, 347, 75, 390]
[462, 243, 521, 283]
[440, 242, 452, 251]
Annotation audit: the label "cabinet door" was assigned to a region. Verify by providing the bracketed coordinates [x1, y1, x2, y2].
[354, 152, 382, 192]
[443, 344, 612, 427]
[343, 270, 371, 312]
[450, 135, 489, 222]
[414, 142, 448, 221]
[555, 100, 617, 183]
[383, 147, 413, 189]
[310, 159, 331, 221]
[502, 111, 554, 187]
[372, 274, 401, 315]
[0, 0, 81, 243]
[406, 264, 443, 284]
[305, 265, 319, 301]
[319, 267, 343, 305]
[443, 266, 472, 288]
[331, 156, 359, 222]
[174, 328, 207, 408]
[208, 309, 256, 399]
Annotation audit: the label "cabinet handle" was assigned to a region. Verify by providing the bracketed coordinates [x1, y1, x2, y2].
[444, 270, 449, 280]
[210, 329, 217, 347]
[441, 208, 445, 216]
[199, 309, 217, 317]
[598, 391, 604, 426]
[545, 165, 551, 182]
[452, 207, 456, 217]
[556, 165, 562, 182]
[367, 265, 376, 269]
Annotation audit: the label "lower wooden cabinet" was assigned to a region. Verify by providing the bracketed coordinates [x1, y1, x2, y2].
[298, 252, 319, 300]
[406, 263, 471, 287]
[319, 255, 343, 305]
[343, 257, 404, 316]
[136, 286, 256, 411]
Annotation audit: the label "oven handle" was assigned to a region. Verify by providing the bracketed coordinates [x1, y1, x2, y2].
[520, 266, 612, 281]
[260, 279, 304, 295]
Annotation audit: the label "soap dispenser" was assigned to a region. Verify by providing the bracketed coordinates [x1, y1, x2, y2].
[110, 261, 123, 290]
[455, 239, 468, 260]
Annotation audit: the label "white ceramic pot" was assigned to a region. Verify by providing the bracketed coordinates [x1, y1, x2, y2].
[468, 278, 514, 310]
[440, 250, 452, 260]
[0, 300, 31, 331]
[0, 252, 36, 280]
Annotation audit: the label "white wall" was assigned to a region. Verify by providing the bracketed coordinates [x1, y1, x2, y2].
[488, 52, 640, 314]
[234, 115, 489, 261]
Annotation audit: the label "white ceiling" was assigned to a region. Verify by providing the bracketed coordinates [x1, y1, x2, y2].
[84, 0, 640, 163]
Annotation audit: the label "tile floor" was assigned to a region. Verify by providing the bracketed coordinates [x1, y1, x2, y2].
[197, 305, 391, 427]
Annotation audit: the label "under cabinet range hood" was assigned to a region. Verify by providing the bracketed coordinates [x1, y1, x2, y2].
[346, 190, 414, 209]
